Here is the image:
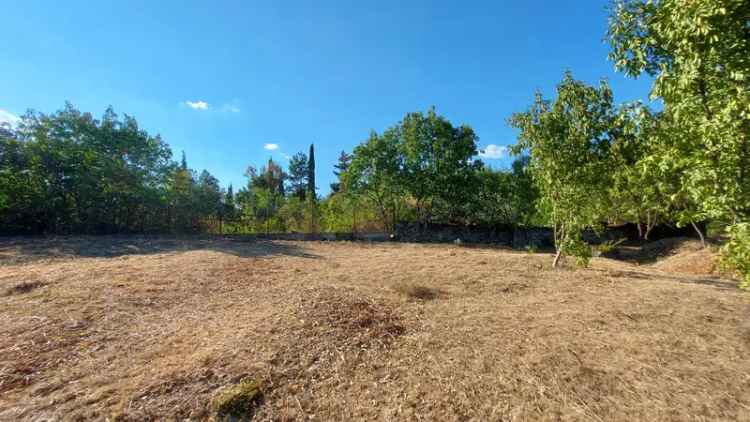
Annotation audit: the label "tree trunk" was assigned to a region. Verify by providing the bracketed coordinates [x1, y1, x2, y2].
[691, 221, 706, 248]
[552, 221, 564, 268]
[645, 211, 658, 241]
[552, 249, 563, 268]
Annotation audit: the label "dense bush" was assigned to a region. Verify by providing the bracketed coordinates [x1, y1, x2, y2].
[722, 223, 750, 289]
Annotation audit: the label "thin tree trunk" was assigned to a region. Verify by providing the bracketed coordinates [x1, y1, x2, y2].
[552, 221, 564, 268]
[691, 221, 706, 248]
[643, 211, 653, 240]
[645, 214, 657, 240]
[553, 249, 563, 268]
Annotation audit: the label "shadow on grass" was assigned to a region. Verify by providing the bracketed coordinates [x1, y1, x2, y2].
[605, 268, 737, 291]
[601, 237, 713, 265]
[0, 235, 320, 264]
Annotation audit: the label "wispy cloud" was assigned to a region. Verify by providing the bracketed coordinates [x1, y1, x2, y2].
[182, 100, 240, 113]
[264, 143, 279, 151]
[0, 109, 21, 127]
[478, 144, 509, 160]
[184, 100, 209, 110]
[221, 104, 240, 113]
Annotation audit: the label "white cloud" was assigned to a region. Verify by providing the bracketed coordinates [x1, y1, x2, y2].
[185, 100, 209, 110]
[0, 109, 21, 127]
[183, 101, 240, 113]
[478, 144, 509, 159]
[264, 143, 279, 151]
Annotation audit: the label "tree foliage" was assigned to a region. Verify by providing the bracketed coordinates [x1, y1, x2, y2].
[510, 72, 617, 266]
[346, 131, 406, 232]
[608, 0, 750, 283]
[330, 150, 352, 193]
[721, 223, 750, 289]
[287, 152, 308, 200]
[345, 109, 489, 231]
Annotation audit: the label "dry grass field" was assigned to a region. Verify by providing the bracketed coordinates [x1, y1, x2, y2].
[1, 236, 748, 421]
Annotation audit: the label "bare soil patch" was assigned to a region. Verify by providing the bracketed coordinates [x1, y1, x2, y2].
[1, 236, 748, 421]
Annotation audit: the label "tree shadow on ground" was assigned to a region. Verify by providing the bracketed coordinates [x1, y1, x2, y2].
[604, 269, 737, 291]
[0, 235, 320, 264]
[601, 237, 711, 265]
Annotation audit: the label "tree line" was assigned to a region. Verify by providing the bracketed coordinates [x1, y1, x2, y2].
[0, 105, 225, 234]
[0, 0, 747, 286]
[0, 105, 539, 236]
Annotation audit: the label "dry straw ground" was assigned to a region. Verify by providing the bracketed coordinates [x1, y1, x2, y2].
[0, 236, 748, 421]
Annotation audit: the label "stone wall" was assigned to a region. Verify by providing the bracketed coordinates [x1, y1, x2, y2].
[394, 223, 514, 245]
[223, 221, 703, 249]
[511, 227, 555, 249]
[224, 232, 390, 242]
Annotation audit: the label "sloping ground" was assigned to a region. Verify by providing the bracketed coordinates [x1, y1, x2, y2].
[601, 236, 729, 278]
[653, 245, 720, 276]
[0, 237, 749, 421]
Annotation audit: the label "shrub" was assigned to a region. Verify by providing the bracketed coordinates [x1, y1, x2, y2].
[211, 378, 262, 420]
[564, 235, 592, 268]
[721, 223, 750, 290]
[596, 238, 627, 255]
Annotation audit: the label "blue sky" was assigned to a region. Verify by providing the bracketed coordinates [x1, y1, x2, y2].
[1, 0, 653, 193]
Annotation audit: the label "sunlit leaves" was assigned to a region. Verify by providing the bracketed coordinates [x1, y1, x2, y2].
[510, 72, 617, 265]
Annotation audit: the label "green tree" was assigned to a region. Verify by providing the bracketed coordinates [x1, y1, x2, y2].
[287, 152, 308, 200]
[168, 157, 196, 232]
[307, 144, 316, 199]
[249, 159, 286, 196]
[224, 184, 236, 222]
[197, 169, 223, 224]
[4, 103, 174, 234]
[346, 131, 407, 232]
[509, 156, 541, 226]
[464, 167, 515, 226]
[608, 0, 749, 283]
[307, 144, 317, 232]
[398, 108, 481, 224]
[235, 160, 287, 233]
[722, 223, 750, 289]
[279, 195, 306, 232]
[510, 72, 617, 267]
[608, 0, 749, 223]
[330, 150, 352, 193]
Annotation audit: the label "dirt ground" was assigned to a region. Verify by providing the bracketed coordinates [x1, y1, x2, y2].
[1, 236, 748, 421]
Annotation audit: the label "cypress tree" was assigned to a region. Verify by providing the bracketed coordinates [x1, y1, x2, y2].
[307, 143, 316, 233]
[307, 143, 316, 201]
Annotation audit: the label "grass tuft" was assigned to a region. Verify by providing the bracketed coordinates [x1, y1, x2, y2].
[211, 378, 263, 420]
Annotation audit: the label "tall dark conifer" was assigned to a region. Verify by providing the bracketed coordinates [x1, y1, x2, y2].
[307, 143, 316, 201]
